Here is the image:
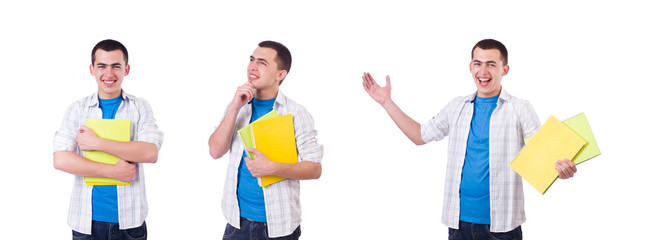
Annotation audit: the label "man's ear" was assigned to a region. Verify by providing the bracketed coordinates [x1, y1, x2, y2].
[502, 64, 509, 76]
[276, 69, 287, 81]
[124, 64, 131, 76]
[89, 64, 94, 76]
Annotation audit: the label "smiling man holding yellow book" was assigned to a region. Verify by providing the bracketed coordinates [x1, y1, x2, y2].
[209, 40, 323, 239]
[53, 39, 163, 240]
[362, 39, 578, 239]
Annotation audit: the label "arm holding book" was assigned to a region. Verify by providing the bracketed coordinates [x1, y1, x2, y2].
[362, 72, 425, 145]
[53, 151, 136, 182]
[244, 148, 321, 180]
[77, 125, 158, 163]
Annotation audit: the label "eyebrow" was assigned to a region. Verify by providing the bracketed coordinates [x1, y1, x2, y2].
[250, 55, 269, 64]
[96, 62, 123, 67]
[472, 60, 498, 64]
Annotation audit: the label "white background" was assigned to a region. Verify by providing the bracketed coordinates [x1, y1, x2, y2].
[1, 1, 650, 239]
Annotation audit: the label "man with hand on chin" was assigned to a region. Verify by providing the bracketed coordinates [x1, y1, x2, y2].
[362, 39, 577, 240]
[53, 39, 163, 239]
[209, 40, 323, 240]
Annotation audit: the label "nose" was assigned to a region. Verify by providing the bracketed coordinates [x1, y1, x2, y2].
[479, 63, 489, 74]
[248, 61, 257, 72]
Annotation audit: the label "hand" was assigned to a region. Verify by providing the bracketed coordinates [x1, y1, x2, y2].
[231, 82, 255, 110]
[244, 148, 278, 178]
[110, 159, 136, 182]
[555, 159, 577, 179]
[362, 72, 391, 105]
[76, 125, 102, 151]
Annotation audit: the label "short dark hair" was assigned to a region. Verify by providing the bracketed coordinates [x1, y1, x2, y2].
[258, 40, 292, 74]
[472, 39, 508, 65]
[91, 39, 129, 65]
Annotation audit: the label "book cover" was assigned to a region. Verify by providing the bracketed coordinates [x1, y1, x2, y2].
[83, 119, 131, 185]
[562, 112, 600, 165]
[510, 115, 586, 194]
[250, 114, 297, 187]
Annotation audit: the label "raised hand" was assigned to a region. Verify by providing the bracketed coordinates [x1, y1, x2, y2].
[362, 72, 391, 106]
[231, 82, 255, 110]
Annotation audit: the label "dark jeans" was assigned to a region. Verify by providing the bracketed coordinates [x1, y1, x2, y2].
[448, 221, 522, 240]
[72, 221, 147, 240]
[223, 217, 301, 240]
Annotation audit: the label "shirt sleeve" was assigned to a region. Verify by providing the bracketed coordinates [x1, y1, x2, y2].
[293, 106, 323, 164]
[53, 102, 81, 153]
[421, 99, 456, 143]
[134, 98, 164, 150]
[518, 100, 540, 139]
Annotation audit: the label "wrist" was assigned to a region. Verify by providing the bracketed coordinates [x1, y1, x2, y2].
[381, 98, 395, 110]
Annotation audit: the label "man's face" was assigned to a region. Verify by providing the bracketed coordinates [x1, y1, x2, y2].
[247, 47, 284, 91]
[470, 48, 509, 98]
[90, 49, 129, 99]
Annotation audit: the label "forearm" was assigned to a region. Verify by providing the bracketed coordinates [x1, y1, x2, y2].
[382, 99, 425, 145]
[273, 161, 322, 180]
[95, 140, 159, 163]
[209, 106, 239, 159]
[53, 151, 115, 178]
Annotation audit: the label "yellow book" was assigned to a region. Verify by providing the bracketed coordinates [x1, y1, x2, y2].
[83, 119, 131, 185]
[562, 113, 600, 165]
[236, 110, 279, 159]
[250, 114, 297, 187]
[510, 115, 586, 194]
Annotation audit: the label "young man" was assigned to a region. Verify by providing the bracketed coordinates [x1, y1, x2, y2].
[53, 39, 163, 239]
[209, 40, 323, 240]
[362, 39, 577, 239]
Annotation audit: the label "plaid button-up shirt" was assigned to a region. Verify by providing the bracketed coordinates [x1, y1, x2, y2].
[421, 89, 540, 232]
[221, 91, 323, 238]
[53, 91, 163, 234]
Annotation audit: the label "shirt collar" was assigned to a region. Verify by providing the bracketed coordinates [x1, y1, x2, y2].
[87, 90, 132, 107]
[465, 87, 512, 103]
[247, 90, 287, 108]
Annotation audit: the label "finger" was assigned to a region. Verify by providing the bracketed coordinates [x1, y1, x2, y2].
[366, 72, 376, 84]
[79, 125, 89, 133]
[385, 75, 391, 88]
[246, 148, 260, 155]
[556, 160, 572, 179]
[556, 167, 568, 179]
[362, 76, 371, 92]
[559, 159, 577, 175]
[565, 159, 578, 173]
[362, 73, 370, 85]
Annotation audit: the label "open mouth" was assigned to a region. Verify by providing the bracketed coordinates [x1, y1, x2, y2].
[478, 77, 491, 87]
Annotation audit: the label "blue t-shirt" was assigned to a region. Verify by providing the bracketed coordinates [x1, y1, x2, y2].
[92, 95, 123, 223]
[237, 97, 276, 222]
[459, 95, 498, 224]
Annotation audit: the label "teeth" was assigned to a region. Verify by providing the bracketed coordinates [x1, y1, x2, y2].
[104, 80, 115, 84]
